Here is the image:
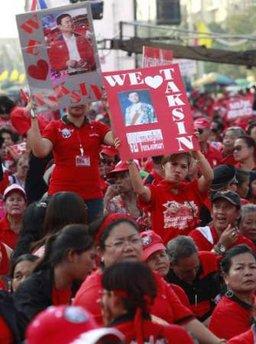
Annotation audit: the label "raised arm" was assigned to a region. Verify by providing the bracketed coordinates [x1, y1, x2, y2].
[128, 160, 151, 202]
[27, 118, 53, 158]
[193, 150, 214, 193]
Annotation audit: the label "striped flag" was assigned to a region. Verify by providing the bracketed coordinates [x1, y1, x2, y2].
[24, 0, 48, 11]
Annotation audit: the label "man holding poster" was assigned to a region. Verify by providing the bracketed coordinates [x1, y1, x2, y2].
[27, 103, 116, 223]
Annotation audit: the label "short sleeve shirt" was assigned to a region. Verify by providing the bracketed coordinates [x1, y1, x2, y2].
[139, 179, 204, 244]
[43, 119, 110, 200]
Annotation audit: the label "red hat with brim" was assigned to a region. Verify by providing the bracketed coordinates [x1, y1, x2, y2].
[140, 230, 166, 261]
[194, 117, 210, 130]
[107, 161, 129, 177]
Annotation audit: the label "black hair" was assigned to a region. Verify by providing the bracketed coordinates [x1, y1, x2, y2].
[56, 13, 71, 25]
[12, 200, 49, 261]
[34, 224, 93, 272]
[0, 94, 15, 114]
[43, 192, 88, 236]
[10, 254, 38, 278]
[237, 135, 256, 160]
[102, 261, 157, 319]
[0, 127, 16, 143]
[221, 244, 256, 275]
[152, 155, 163, 165]
[167, 236, 198, 265]
[247, 121, 256, 136]
[89, 215, 139, 251]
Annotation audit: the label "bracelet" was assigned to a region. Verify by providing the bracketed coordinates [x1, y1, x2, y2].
[30, 108, 37, 119]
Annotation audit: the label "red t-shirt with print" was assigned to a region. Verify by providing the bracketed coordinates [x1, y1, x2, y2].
[209, 295, 254, 340]
[139, 179, 204, 244]
[43, 119, 110, 200]
[189, 225, 256, 252]
[73, 270, 194, 326]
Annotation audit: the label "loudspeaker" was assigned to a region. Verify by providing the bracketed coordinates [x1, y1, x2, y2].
[156, 0, 181, 25]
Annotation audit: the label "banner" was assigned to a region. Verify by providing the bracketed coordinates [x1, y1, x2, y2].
[103, 65, 198, 160]
[142, 46, 173, 67]
[17, 2, 102, 113]
[225, 94, 254, 122]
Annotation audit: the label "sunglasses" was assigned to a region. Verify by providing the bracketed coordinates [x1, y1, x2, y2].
[233, 145, 243, 152]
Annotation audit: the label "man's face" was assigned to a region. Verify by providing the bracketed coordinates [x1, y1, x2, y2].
[68, 104, 88, 118]
[128, 92, 139, 104]
[212, 198, 239, 231]
[172, 253, 200, 284]
[59, 15, 74, 34]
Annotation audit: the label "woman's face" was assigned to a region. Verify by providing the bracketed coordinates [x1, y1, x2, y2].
[114, 172, 132, 193]
[101, 223, 142, 268]
[251, 180, 256, 197]
[4, 192, 26, 217]
[233, 138, 253, 163]
[163, 156, 189, 183]
[73, 247, 96, 280]
[16, 158, 29, 179]
[240, 212, 256, 242]
[146, 249, 170, 276]
[250, 127, 256, 142]
[12, 260, 36, 292]
[224, 253, 256, 294]
[223, 131, 237, 151]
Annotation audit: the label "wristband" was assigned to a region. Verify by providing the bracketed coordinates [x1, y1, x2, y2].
[30, 108, 37, 119]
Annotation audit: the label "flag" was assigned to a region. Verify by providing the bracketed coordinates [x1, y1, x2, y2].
[196, 21, 213, 48]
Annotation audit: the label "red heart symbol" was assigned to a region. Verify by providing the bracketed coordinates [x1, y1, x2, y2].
[27, 59, 49, 80]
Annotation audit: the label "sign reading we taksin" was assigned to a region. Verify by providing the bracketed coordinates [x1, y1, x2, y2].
[103, 64, 198, 160]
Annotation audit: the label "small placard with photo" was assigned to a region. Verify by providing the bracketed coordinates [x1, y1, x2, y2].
[16, 2, 102, 113]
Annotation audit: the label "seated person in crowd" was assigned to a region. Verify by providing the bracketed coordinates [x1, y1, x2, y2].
[140, 230, 191, 308]
[128, 150, 213, 244]
[209, 245, 256, 340]
[166, 236, 220, 323]
[189, 190, 255, 254]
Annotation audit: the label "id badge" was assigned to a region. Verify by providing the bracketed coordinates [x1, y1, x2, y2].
[75, 155, 91, 167]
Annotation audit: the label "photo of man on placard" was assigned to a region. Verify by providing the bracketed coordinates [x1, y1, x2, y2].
[119, 90, 157, 127]
[44, 10, 96, 78]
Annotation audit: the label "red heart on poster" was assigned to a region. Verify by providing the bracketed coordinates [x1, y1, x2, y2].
[27, 59, 49, 80]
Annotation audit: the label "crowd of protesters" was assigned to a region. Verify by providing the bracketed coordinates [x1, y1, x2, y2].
[0, 85, 255, 343]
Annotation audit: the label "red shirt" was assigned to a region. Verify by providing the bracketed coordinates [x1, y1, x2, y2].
[204, 144, 223, 168]
[209, 295, 254, 339]
[221, 152, 236, 166]
[73, 270, 194, 326]
[52, 286, 72, 306]
[139, 180, 204, 244]
[115, 319, 194, 344]
[0, 216, 18, 249]
[43, 118, 110, 200]
[189, 225, 256, 252]
[228, 328, 254, 344]
[0, 316, 13, 344]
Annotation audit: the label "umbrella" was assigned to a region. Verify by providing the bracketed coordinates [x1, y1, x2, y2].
[193, 73, 236, 88]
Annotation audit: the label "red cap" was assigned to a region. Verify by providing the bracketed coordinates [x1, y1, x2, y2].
[26, 306, 98, 344]
[108, 161, 129, 177]
[194, 117, 210, 130]
[140, 230, 166, 261]
[100, 145, 118, 157]
[3, 184, 26, 201]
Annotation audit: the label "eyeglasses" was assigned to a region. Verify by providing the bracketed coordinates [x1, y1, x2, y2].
[105, 235, 142, 249]
[233, 145, 243, 152]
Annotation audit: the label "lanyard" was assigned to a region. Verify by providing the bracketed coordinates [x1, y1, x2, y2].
[76, 129, 85, 156]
